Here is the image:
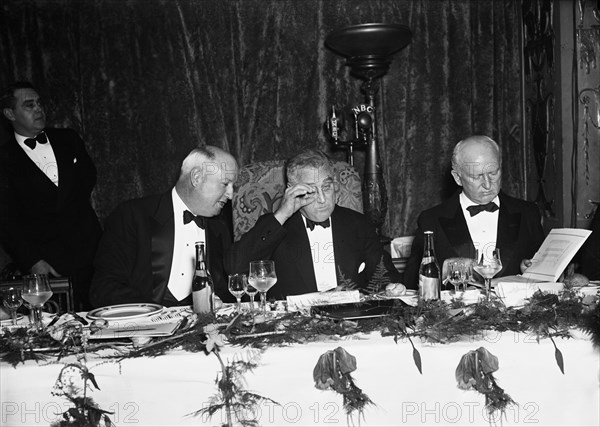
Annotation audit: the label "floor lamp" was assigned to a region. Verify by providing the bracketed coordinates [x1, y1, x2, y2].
[325, 23, 412, 236]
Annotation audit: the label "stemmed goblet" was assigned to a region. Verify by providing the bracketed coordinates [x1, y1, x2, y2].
[2, 287, 23, 326]
[228, 274, 247, 313]
[244, 281, 258, 312]
[22, 274, 53, 331]
[248, 260, 277, 314]
[447, 262, 466, 293]
[473, 248, 502, 301]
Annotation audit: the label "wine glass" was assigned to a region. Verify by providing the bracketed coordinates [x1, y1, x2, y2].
[228, 274, 247, 313]
[22, 274, 53, 331]
[447, 262, 466, 294]
[473, 248, 502, 300]
[244, 281, 259, 312]
[2, 287, 23, 326]
[248, 260, 277, 314]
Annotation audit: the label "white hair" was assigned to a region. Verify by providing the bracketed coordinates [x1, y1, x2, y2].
[451, 135, 501, 170]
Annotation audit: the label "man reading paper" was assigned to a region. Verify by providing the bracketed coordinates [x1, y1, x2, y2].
[404, 135, 545, 288]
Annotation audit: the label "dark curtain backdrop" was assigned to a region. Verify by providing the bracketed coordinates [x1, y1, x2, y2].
[0, 0, 523, 241]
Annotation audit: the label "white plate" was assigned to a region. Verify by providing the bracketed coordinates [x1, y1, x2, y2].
[87, 303, 164, 321]
[577, 285, 600, 296]
[0, 314, 25, 325]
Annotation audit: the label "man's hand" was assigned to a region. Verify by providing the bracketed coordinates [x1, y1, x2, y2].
[273, 183, 316, 225]
[30, 259, 60, 277]
[520, 258, 533, 274]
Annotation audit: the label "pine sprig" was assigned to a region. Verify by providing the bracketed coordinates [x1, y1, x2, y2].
[188, 340, 279, 427]
[337, 266, 358, 290]
[578, 301, 600, 347]
[365, 256, 390, 294]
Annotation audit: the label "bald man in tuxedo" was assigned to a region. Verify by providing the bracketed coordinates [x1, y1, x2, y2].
[90, 146, 238, 308]
[404, 135, 545, 289]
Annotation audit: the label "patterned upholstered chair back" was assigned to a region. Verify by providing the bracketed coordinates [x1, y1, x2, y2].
[232, 160, 363, 241]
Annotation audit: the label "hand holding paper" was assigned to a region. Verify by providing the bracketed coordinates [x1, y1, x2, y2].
[522, 228, 592, 282]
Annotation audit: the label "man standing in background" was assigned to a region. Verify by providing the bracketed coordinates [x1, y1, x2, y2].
[0, 82, 102, 310]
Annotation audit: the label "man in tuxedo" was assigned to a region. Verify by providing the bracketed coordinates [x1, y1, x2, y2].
[0, 82, 102, 310]
[404, 135, 545, 289]
[230, 149, 401, 299]
[89, 145, 238, 308]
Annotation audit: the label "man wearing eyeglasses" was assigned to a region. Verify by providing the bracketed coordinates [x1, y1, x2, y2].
[230, 149, 401, 299]
[404, 135, 545, 289]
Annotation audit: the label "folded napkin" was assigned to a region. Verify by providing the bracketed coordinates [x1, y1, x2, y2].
[287, 290, 360, 311]
[495, 281, 564, 307]
[441, 289, 482, 305]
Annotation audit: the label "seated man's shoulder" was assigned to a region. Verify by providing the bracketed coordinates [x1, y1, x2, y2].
[334, 205, 369, 223]
[418, 196, 456, 218]
[206, 215, 232, 234]
[108, 193, 165, 220]
[499, 192, 539, 213]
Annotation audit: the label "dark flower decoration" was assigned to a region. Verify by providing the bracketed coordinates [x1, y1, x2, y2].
[455, 347, 516, 421]
[313, 346, 373, 421]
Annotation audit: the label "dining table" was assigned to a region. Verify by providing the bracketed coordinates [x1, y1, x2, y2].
[1, 301, 599, 426]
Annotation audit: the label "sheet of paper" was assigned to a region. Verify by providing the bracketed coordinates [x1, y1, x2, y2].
[522, 228, 592, 282]
[89, 319, 184, 339]
[286, 290, 360, 311]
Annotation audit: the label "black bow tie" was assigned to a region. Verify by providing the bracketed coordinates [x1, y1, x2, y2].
[23, 132, 48, 150]
[467, 201, 499, 217]
[306, 218, 331, 231]
[183, 210, 206, 229]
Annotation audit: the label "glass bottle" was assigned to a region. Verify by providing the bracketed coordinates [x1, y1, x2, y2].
[418, 231, 441, 300]
[192, 241, 214, 314]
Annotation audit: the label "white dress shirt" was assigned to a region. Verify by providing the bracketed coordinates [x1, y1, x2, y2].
[16, 132, 59, 185]
[167, 188, 206, 301]
[303, 216, 337, 292]
[459, 192, 500, 260]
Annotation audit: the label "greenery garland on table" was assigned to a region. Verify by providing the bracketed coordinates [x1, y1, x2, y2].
[1, 286, 598, 425]
[2, 288, 598, 366]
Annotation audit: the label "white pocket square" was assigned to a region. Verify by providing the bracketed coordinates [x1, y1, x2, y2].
[73, 157, 77, 164]
[358, 262, 366, 273]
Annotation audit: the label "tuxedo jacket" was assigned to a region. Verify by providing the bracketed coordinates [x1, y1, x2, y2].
[89, 191, 233, 308]
[229, 206, 401, 299]
[404, 191, 545, 288]
[0, 128, 101, 274]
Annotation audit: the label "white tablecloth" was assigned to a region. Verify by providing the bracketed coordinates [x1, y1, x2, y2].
[1, 331, 598, 426]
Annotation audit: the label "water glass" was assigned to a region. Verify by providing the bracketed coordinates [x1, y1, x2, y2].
[447, 262, 466, 293]
[2, 287, 23, 326]
[473, 248, 502, 301]
[244, 281, 258, 312]
[22, 274, 53, 331]
[248, 260, 277, 314]
[228, 274, 247, 313]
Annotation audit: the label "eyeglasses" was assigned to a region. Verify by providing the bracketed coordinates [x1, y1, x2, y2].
[318, 182, 335, 194]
